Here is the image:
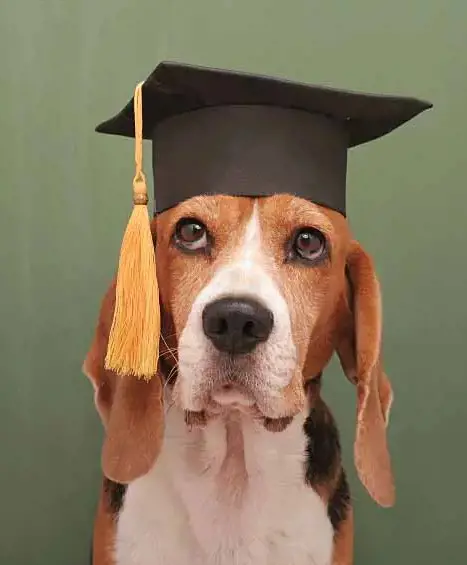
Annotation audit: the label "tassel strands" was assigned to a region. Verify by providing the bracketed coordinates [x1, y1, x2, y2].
[105, 82, 160, 380]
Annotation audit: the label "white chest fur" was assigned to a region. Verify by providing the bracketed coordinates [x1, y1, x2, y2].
[115, 408, 334, 565]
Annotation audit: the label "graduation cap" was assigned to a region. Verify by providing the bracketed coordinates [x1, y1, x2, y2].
[96, 61, 432, 379]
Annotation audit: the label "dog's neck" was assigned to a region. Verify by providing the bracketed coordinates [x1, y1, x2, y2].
[159, 356, 323, 498]
[111, 387, 335, 565]
[162, 385, 309, 504]
[212, 413, 249, 501]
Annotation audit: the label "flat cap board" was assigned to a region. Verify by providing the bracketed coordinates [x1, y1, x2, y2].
[96, 61, 432, 215]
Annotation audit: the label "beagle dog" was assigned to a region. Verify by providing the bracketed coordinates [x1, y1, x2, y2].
[84, 192, 393, 565]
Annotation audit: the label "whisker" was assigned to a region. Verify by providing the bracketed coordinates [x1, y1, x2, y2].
[167, 364, 179, 382]
[161, 334, 178, 364]
[162, 363, 179, 395]
[161, 332, 177, 341]
[158, 348, 179, 359]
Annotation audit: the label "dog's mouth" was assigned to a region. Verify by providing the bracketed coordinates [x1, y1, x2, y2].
[184, 405, 294, 433]
[165, 342, 301, 432]
[210, 383, 256, 408]
[182, 383, 295, 433]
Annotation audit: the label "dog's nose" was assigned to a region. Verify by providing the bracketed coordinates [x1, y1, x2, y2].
[202, 297, 274, 354]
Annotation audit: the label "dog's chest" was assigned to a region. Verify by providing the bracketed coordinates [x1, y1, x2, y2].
[115, 411, 333, 565]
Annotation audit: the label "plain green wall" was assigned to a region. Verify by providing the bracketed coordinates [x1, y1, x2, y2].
[1, 0, 466, 563]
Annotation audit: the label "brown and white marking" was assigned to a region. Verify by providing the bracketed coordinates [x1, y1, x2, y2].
[84, 194, 394, 565]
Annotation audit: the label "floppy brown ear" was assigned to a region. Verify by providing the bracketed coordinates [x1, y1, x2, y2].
[336, 240, 395, 507]
[82, 279, 164, 484]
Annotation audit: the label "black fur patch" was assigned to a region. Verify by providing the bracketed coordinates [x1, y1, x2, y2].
[303, 400, 341, 485]
[103, 477, 127, 515]
[328, 471, 351, 531]
[303, 392, 350, 532]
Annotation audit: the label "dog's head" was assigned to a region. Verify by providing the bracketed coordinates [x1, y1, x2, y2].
[83, 193, 394, 507]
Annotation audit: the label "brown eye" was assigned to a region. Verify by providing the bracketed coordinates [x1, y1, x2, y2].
[175, 218, 208, 252]
[292, 228, 327, 262]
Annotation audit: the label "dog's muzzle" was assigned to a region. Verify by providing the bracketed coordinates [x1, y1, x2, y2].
[202, 297, 274, 355]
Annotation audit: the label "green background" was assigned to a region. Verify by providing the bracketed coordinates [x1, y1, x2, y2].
[1, 0, 465, 563]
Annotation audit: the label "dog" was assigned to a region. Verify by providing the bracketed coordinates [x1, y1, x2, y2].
[84, 192, 394, 565]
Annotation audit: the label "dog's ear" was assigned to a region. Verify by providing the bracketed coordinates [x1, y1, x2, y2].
[82, 278, 164, 484]
[336, 240, 395, 507]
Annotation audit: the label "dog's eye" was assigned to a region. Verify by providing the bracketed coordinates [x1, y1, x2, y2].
[292, 228, 327, 262]
[174, 218, 208, 251]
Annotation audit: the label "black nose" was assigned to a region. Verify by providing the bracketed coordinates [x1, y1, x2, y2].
[202, 297, 274, 354]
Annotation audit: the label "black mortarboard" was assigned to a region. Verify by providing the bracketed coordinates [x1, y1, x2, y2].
[96, 61, 432, 381]
[96, 60, 432, 216]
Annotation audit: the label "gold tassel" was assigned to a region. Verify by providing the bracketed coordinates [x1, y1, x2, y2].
[105, 82, 160, 380]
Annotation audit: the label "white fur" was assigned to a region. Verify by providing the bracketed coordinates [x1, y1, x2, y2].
[176, 204, 297, 418]
[115, 407, 334, 565]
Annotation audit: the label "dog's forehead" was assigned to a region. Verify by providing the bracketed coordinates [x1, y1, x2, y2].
[160, 194, 347, 236]
[257, 194, 346, 235]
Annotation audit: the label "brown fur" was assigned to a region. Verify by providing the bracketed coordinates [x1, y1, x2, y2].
[332, 508, 354, 565]
[84, 194, 394, 565]
[83, 280, 164, 483]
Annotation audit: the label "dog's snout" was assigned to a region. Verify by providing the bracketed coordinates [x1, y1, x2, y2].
[202, 297, 274, 354]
